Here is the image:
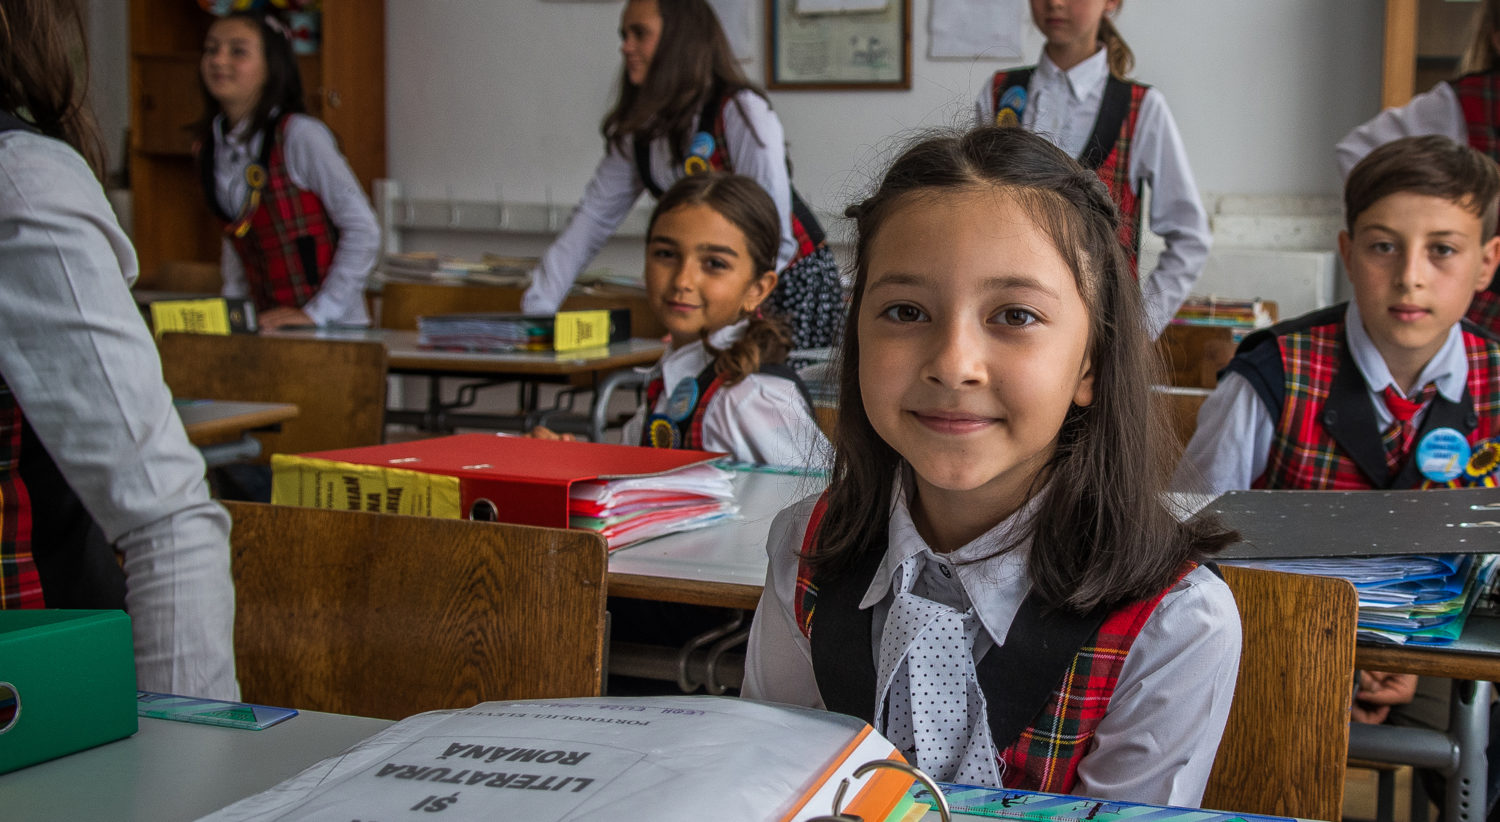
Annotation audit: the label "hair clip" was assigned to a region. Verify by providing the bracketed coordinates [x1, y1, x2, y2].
[262, 14, 292, 41]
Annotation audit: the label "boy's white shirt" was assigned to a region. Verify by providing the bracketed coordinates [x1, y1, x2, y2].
[974, 47, 1211, 337]
[743, 474, 1242, 806]
[619, 319, 830, 470]
[1172, 301, 1469, 497]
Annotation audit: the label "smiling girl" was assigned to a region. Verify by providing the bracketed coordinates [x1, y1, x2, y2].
[196, 11, 379, 329]
[614, 173, 827, 469]
[743, 127, 1240, 804]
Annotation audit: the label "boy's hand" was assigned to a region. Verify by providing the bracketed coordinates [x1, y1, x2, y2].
[258, 306, 313, 330]
[529, 426, 575, 442]
[1352, 671, 1418, 724]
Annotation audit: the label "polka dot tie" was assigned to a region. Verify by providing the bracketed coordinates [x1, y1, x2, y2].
[874, 556, 1001, 786]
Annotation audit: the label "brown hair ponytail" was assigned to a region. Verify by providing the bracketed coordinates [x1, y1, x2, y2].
[0, 0, 105, 179]
[648, 172, 792, 384]
[1098, 14, 1135, 79]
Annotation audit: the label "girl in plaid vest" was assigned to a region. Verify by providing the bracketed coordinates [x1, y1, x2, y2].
[196, 10, 378, 330]
[1336, 0, 1500, 332]
[743, 127, 1241, 805]
[542, 173, 828, 469]
[975, 0, 1209, 339]
[520, 0, 844, 350]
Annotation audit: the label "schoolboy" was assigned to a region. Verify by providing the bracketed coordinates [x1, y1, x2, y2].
[1174, 134, 1500, 499]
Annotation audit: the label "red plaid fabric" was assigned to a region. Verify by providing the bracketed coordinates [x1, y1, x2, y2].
[793, 495, 1184, 794]
[1468, 290, 1500, 334]
[639, 373, 726, 450]
[1449, 72, 1500, 334]
[990, 70, 1148, 277]
[706, 101, 818, 264]
[0, 375, 43, 609]
[1256, 318, 1500, 489]
[224, 119, 338, 312]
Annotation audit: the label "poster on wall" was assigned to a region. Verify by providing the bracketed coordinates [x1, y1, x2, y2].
[929, 0, 1025, 60]
[767, 0, 911, 90]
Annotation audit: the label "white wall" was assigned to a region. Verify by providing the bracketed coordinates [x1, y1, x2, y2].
[385, 0, 1386, 216]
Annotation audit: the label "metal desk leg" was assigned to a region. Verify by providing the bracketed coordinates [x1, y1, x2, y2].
[1448, 679, 1493, 822]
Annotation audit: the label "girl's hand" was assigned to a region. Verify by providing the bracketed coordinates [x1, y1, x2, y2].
[258, 307, 313, 330]
[530, 426, 575, 442]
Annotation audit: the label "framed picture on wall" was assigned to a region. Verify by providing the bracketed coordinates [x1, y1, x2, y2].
[766, 0, 912, 90]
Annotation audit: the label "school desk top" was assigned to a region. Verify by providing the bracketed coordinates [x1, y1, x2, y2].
[264, 327, 666, 377]
[176, 400, 299, 446]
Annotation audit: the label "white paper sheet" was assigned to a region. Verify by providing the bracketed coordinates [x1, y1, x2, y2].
[929, 0, 1026, 60]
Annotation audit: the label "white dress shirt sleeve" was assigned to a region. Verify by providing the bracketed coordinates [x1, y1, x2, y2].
[1074, 564, 1242, 806]
[219, 235, 248, 299]
[742, 496, 824, 706]
[522, 143, 646, 314]
[1335, 83, 1467, 179]
[1130, 89, 1212, 338]
[699, 374, 830, 469]
[1171, 371, 1275, 496]
[0, 132, 238, 700]
[722, 92, 797, 270]
[280, 114, 378, 326]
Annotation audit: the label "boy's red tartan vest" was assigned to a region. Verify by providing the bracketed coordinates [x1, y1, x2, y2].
[0, 377, 43, 609]
[1446, 71, 1500, 332]
[989, 68, 1149, 276]
[1232, 306, 1500, 490]
[202, 116, 338, 313]
[791, 495, 1188, 793]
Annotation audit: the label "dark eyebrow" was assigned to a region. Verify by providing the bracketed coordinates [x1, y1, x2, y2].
[696, 243, 739, 257]
[866, 270, 1060, 299]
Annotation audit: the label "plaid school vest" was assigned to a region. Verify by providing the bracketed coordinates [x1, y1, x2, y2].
[633, 92, 826, 267]
[1247, 311, 1500, 490]
[1449, 72, 1500, 332]
[204, 117, 338, 313]
[792, 495, 1187, 794]
[990, 69, 1149, 275]
[0, 376, 42, 609]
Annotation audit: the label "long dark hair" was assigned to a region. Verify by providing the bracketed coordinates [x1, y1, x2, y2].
[812, 126, 1235, 612]
[0, 0, 105, 179]
[194, 11, 305, 147]
[602, 0, 764, 163]
[648, 172, 791, 382]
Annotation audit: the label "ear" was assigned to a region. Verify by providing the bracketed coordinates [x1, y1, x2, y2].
[1072, 353, 1095, 408]
[742, 269, 778, 314]
[1477, 235, 1500, 293]
[1337, 229, 1354, 281]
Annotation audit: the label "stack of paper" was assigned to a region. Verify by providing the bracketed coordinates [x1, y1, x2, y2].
[1171, 296, 1273, 329]
[418, 308, 628, 353]
[569, 463, 737, 550]
[379, 252, 533, 286]
[1225, 553, 1499, 645]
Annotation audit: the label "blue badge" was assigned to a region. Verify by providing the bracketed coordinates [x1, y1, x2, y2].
[665, 377, 700, 422]
[996, 85, 1027, 127]
[1417, 427, 1471, 483]
[689, 131, 716, 159]
[647, 415, 679, 449]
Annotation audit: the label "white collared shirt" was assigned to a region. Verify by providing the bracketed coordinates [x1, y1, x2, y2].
[619, 320, 830, 470]
[975, 48, 1212, 337]
[1172, 301, 1469, 497]
[522, 90, 796, 314]
[743, 475, 1242, 806]
[211, 113, 380, 326]
[0, 130, 238, 700]
[1335, 82, 1468, 178]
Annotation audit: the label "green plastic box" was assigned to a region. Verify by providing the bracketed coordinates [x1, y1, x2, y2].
[0, 610, 138, 773]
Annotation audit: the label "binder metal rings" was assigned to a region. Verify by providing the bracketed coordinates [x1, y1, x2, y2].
[803, 757, 952, 822]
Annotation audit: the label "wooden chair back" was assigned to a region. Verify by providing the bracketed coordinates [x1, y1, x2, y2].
[151, 260, 222, 293]
[223, 501, 608, 719]
[379, 280, 667, 340]
[157, 333, 387, 459]
[1202, 565, 1358, 821]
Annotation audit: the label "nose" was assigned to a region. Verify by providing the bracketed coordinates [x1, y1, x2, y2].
[1395, 249, 1427, 291]
[922, 317, 987, 388]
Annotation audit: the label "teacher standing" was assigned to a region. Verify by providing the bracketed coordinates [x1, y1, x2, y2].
[521, 0, 843, 349]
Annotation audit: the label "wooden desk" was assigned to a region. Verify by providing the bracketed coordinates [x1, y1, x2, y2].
[267, 327, 666, 433]
[175, 400, 300, 466]
[4, 711, 391, 822]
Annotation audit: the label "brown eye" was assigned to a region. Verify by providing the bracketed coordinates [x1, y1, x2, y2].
[997, 308, 1037, 327]
[880, 304, 926, 323]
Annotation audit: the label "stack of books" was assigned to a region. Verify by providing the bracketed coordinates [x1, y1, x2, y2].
[1203, 488, 1500, 645]
[378, 252, 534, 286]
[417, 308, 630, 353]
[271, 435, 738, 551]
[1171, 296, 1274, 330]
